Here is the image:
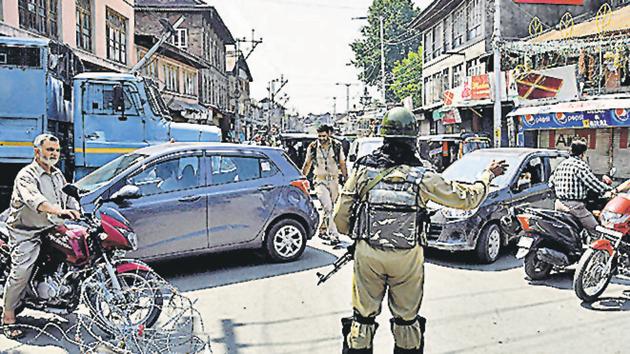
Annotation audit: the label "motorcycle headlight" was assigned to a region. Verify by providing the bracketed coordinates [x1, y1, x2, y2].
[116, 227, 138, 251]
[600, 210, 630, 227]
[441, 207, 477, 220]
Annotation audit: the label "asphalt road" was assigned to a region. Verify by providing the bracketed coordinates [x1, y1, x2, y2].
[3, 238, 630, 353]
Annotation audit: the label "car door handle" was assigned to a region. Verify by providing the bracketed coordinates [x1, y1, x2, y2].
[179, 195, 201, 203]
[258, 184, 275, 192]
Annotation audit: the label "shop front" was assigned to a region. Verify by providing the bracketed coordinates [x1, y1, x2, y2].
[509, 97, 630, 177]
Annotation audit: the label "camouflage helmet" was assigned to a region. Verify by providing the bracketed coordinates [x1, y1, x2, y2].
[380, 107, 418, 138]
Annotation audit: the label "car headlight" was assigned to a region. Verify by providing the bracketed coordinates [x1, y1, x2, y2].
[441, 207, 477, 220]
[600, 210, 630, 227]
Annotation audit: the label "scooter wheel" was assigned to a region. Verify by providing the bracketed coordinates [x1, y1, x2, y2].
[524, 252, 552, 280]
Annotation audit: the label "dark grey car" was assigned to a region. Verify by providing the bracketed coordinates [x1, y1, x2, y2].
[426, 148, 569, 263]
[75, 143, 319, 262]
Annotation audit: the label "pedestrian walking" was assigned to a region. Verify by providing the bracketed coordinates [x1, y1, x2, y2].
[333, 107, 507, 353]
[302, 124, 348, 245]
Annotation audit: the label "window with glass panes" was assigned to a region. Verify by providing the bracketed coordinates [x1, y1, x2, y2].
[183, 70, 197, 96]
[170, 28, 188, 49]
[424, 31, 433, 62]
[433, 23, 443, 59]
[18, 0, 59, 38]
[76, 0, 92, 51]
[452, 6, 465, 48]
[106, 8, 127, 64]
[443, 16, 452, 52]
[467, 0, 482, 41]
[163, 63, 179, 92]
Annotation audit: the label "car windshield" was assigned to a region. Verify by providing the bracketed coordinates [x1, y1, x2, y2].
[75, 153, 146, 193]
[358, 140, 383, 158]
[442, 153, 521, 187]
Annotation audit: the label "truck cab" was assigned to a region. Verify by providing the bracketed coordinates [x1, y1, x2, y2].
[0, 37, 220, 207]
[73, 73, 220, 179]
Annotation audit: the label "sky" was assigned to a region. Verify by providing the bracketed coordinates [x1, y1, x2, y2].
[210, 0, 431, 115]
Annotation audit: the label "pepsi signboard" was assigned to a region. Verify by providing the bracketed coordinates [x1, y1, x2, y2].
[521, 108, 630, 130]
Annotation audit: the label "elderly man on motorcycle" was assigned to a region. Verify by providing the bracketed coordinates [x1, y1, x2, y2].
[2, 133, 79, 339]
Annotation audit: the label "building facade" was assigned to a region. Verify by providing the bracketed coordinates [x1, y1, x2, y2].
[411, 0, 606, 143]
[136, 34, 209, 124]
[1, 0, 136, 72]
[135, 0, 235, 137]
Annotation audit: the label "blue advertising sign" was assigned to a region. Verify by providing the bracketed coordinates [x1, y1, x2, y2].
[520, 108, 630, 130]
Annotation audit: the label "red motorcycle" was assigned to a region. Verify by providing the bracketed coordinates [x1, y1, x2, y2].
[0, 185, 163, 333]
[574, 191, 630, 302]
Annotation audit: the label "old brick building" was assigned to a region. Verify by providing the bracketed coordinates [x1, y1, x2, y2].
[135, 0, 235, 136]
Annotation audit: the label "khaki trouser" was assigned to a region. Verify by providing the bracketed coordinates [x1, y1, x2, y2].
[315, 178, 339, 238]
[3, 229, 41, 313]
[555, 200, 599, 236]
[348, 241, 425, 350]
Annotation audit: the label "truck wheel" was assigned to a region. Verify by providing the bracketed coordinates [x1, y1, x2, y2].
[475, 223, 502, 263]
[265, 219, 307, 262]
[524, 252, 552, 280]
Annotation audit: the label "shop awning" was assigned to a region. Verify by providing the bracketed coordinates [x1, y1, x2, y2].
[509, 97, 630, 130]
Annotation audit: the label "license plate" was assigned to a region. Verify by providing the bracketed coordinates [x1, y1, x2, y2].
[596, 226, 623, 239]
[516, 237, 534, 259]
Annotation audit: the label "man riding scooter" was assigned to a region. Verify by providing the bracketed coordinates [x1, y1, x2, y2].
[550, 138, 617, 238]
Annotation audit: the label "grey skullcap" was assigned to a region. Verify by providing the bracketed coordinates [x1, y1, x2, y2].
[33, 133, 59, 147]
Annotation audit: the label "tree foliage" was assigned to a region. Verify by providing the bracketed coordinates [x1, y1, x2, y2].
[391, 47, 423, 108]
[350, 0, 421, 101]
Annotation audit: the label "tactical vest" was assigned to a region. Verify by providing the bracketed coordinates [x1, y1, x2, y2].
[309, 140, 342, 167]
[351, 165, 428, 249]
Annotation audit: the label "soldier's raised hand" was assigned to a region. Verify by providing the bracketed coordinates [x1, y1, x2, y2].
[487, 160, 508, 177]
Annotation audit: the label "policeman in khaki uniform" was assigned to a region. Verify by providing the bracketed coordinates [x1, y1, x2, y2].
[333, 107, 507, 354]
[303, 124, 348, 245]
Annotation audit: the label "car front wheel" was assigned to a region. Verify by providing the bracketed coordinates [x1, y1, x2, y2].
[265, 219, 307, 262]
[475, 223, 502, 263]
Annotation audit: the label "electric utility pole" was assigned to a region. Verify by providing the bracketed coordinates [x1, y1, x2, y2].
[379, 16, 386, 106]
[492, 0, 503, 147]
[236, 29, 263, 60]
[351, 16, 387, 106]
[267, 75, 288, 131]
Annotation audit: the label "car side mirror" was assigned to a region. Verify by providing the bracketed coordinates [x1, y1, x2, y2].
[109, 185, 142, 203]
[348, 154, 357, 162]
[515, 179, 531, 193]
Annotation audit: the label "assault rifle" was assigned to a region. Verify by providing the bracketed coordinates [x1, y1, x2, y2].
[316, 243, 355, 285]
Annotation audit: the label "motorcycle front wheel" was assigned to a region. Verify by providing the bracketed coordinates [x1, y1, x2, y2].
[573, 248, 614, 303]
[86, 270, 163, 335]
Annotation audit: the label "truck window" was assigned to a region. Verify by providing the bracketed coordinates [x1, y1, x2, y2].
[89, 83, 140, 116]
[0, 45, 41, 67]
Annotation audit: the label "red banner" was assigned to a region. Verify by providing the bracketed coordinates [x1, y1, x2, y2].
[513, 0, 584, 5]
[471, 74, 491, 100]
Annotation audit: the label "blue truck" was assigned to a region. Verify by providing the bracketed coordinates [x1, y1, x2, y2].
[0, 37, 220, 206]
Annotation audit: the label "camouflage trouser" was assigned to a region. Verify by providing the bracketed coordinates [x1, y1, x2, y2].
[3, 229, 41, 313]
[315, 179, 339, 239]
[348, 241, 425, 350]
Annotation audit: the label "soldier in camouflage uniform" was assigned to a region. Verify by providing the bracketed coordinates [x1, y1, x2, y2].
[333, 107, 507, 354]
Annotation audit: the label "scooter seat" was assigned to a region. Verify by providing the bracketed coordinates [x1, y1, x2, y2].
[548, 210, 583, 231]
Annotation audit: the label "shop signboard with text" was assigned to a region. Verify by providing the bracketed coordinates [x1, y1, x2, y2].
[521, 108, 630, 130]
[513, 0, 583, 4]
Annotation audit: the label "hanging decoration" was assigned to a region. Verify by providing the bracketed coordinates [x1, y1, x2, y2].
[559, 12, 575, 40]
[529, 17, 544, 37]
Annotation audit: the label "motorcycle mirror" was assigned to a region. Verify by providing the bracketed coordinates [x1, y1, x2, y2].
[610, 167, 617, 177]
[110, 185, 142, 203]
